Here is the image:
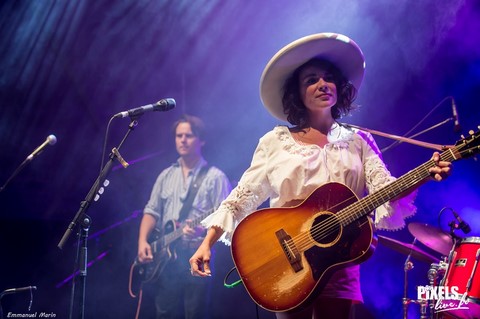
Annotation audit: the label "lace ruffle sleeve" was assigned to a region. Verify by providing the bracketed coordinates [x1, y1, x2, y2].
[360, 132, 417, 230]
[202, 137, 271, 245]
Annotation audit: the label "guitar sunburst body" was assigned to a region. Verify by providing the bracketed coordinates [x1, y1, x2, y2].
[231, 183, 377, 312]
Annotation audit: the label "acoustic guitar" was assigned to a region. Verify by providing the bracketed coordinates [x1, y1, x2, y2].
[231, 129, 479, 312]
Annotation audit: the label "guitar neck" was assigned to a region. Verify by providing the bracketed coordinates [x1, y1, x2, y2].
[162, 210, 212, 246]
[340, 148, 459, 225]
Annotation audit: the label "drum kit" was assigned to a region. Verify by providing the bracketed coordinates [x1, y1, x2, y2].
[378, 222, 480, 319]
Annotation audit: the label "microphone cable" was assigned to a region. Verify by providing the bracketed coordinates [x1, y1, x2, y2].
[381, 96, 453, 153]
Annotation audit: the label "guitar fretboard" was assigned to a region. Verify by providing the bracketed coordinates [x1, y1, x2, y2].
[341, 147, 458, 225]
[160, 210, 212, 247]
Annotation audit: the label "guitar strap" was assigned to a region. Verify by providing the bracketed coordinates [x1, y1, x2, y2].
[178, 164, 210, 222]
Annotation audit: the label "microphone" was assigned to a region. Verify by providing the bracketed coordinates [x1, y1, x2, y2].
[451, 98, 461, 132]
[114, 98, 176, 119]
[452, 209, 471, 234]
[27, 135, 57, 161]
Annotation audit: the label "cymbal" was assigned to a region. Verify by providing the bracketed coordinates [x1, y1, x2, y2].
[377, 235, 439, 263]
[408, 222, 454, 256]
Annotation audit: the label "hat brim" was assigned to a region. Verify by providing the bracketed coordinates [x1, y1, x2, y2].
[260, 33, 365, 122]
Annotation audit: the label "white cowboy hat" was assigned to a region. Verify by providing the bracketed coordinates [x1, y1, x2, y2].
[259, 33, 366, 122]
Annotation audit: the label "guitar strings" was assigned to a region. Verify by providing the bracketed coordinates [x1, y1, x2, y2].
[298, 147, 461, 249]
[286, 146, 461, 252]
[291, 138, 478, 259]
[287, 164, 427, 251]
[304, 152, 455, 247]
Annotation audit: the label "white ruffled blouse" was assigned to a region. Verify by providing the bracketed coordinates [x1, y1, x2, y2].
[202, 124, 417, 245]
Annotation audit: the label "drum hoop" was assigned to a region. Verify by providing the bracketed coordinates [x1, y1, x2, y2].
[468, 296, 480, 305]
[459, 237, 480, 244]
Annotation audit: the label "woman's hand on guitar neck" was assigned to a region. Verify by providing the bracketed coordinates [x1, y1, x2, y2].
[428, 152, 453, 182]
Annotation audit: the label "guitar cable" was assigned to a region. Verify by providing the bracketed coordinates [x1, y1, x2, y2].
[128, 261, 139, 298]
[379, 96, 455, 153]
[134, 289, 143, 319]
[223, 267, 242, 288]
[128, 261, 144, 319]
[223, 269, 261, 319]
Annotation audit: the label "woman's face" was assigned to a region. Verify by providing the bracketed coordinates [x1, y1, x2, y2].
[298, 62, 338, 117]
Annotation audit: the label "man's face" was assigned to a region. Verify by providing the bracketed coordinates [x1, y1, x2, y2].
[175, 122, 204, 158]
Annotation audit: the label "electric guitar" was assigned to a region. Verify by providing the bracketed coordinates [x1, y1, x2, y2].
[231, 129, 480, 312]
[129, 210, 211, 297]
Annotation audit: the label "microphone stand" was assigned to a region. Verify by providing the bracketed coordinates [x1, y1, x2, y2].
[57, 119, 137, 319]
[342, 118, 455, 153]
[380, 118, 454, 153]
[0, 157, 33, 193]
[0, 286, 37, 319]
[403, 239, 423, 319]
[402, 250, 414, 319]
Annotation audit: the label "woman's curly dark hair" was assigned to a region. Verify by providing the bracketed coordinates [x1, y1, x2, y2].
[282, 58, 358, 128]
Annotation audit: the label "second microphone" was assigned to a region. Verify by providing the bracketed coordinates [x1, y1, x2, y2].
[114, 98, 176, 119]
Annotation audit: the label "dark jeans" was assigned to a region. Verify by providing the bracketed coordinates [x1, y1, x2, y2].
[154, 247, 212, 319]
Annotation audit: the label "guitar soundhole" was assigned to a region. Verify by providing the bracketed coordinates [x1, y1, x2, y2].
[311, 213, 340, 245]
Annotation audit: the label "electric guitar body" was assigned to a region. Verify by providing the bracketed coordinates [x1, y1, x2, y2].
[129, 221, 178, 297]
[129, 209, 213, 298]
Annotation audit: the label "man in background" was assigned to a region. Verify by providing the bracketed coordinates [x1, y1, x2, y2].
[137, 114, 231, 319]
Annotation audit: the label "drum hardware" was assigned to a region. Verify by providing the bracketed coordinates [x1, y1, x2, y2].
[378, 235, 440, 264]
[401, 251, 432, 319]
[402, 250, 449, 319]
[376, 235, 437, 319]
[426, 261, 449, 319]
[387, 215, 480, 319]
[407, 221, 461, 318]
[401, 258, 450, 319]
[402, 238, 417, 319]
[403, 298, 429, 319]
[403, 212, 478, 319]
[376, 235, 443, 318]
[444, 207, 472, 236]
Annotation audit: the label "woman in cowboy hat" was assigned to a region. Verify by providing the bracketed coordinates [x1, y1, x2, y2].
[189, 33, 452, 319]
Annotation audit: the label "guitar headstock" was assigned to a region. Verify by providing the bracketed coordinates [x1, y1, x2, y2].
[454, 127, 480, 160]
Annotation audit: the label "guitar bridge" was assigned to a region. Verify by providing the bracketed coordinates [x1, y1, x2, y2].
[276, 229, 303, 272]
